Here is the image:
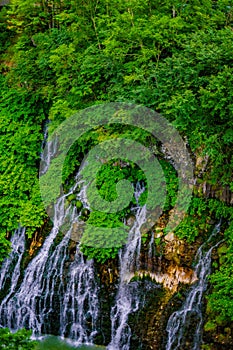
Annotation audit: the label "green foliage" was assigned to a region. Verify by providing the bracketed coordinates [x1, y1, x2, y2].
[79, 159, 146, 262]
[208, 198, 233, 219]
[0, 328, 37, 350]
[1, 0, 233, 329]
[207, 222, 233, 321]
[61, 126, 156, 262]
[159, 159, 179, 211]
[0, 7, 12, 56]
[4, 0, 230, 191]
[0, 78, 48, 259]
[80, 213, 125, 263]
[204, 320, 217, 332]
[173, 197, 209, 242]
[0, 233, 11, 264]
[0, 81, 47, 233]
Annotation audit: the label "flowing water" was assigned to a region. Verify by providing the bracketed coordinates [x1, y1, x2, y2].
[0, 193, 222, 350]
[0, 134, 99, 345]
[165, 222, 222, 350]
[0, 180, 149, 349]
[0, 194, 72, 333]
[0, 130, 221, 350]
[0, 184, 99, 343]
[0, 227, 25, 312]
[40, 132, 58, 176]
[0, 227, 25, 291]
[108, 184, 146, 350]
[60, 248, 99, 343]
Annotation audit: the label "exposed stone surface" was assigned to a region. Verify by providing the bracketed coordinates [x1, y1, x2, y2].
[200, 182, 233, 204]
[28, 219, 52, 258]
[28, 231, 43, 256]
[95, 258, 119, 345]
[129, 285, 186, 350]
[70, 220, 85, 242]
[132, 266, 197, 292]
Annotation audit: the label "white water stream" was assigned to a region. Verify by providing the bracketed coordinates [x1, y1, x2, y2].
[166, 222, 222, 350]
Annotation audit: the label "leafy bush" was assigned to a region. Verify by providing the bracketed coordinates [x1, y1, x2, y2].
[0, 328, 37, 350]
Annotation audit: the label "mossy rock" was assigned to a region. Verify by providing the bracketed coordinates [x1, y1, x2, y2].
[67, 194, 76, 202]
[201, 345, 213, 350]
[76, 200, 83, 210]
[217, 244, 228, 255]
[204, 320, 217, 332]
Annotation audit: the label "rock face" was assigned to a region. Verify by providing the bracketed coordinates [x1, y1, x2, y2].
[133, 265, 197, 292]
[28, 231, 43, 256]
[95, 216, 202, 348]
[70, 221, 85, 242]
[196, 181, 233, 204]
[129, 285, 186, 350]
[194, 153, 233, 204]
[95, 258, 120, 345]
[135, 231, 199, 293]
[18, 172, 229, 350]
[28, 219, 53, 258]
[16, 215, 223, 350]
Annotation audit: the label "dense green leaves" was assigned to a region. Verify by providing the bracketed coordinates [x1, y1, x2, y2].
[0, 79, 47, 241]
[0, 328, 37, 350]
[0, 0, 233, 331]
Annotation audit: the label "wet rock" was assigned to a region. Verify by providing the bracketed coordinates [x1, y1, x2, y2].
[164, 231, 175, 242]
[70, 221, 85, 242]
[132, 265, 197, 293]
[126, 214, 136, 227]
[67, 193, 76, 202]
[81, 208, 90, 218]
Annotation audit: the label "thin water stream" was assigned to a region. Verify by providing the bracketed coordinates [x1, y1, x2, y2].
[165, 222, 222, 350]
[0, 136, 99, 345]
[108, 184, 146, 350]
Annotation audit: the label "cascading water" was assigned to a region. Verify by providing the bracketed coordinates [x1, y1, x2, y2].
[108, 184, 147, 350]
[0, 192, 74, 333]
[165, 222, 222, 350]
[0, 227, 25, 300]
[0, 124, 217, 350]
[40, 133, 58, 176]
[60, 248, 99, 344]
[0, 137, 99, 345]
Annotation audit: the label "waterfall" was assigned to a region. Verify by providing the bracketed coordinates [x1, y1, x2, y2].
[148, 229, 155, 262]
[40, 134, 58, 176]
[60, 248, 99, 344]
[0, 184, 99, 344]
[108, 184, 146, 350]
[0, 194, 67, 331]
[165, 222, 222, 350]
[0, 227, 25, 298]
[0, 130, 99, 345]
